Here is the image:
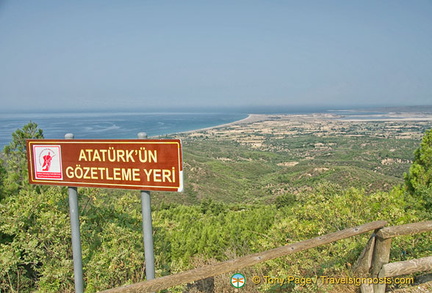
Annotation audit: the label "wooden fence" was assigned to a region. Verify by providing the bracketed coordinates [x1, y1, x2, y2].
[354, 221, 432, 293]
[100, 220, 432, 293]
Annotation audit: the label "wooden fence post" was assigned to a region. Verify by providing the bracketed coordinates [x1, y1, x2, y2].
[366, 221, 432, 293]
[353, 231, 378, 276]
[370, 236, 392, 293]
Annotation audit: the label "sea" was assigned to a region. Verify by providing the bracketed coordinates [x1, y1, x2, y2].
[0, 111, 253, 148]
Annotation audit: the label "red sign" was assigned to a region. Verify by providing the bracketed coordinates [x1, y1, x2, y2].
[26, 139, 183, 192]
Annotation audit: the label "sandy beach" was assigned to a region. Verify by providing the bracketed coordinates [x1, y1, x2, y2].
[179, 114, 270, 134]
[185, 111, 432, 133]
[180, 111, 432, 145]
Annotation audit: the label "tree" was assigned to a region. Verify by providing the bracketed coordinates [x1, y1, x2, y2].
[0, 164, 6, 201]
[1, 122, 44, 195]
[404, 129, 432, 210]
[275, 193, 296, 209]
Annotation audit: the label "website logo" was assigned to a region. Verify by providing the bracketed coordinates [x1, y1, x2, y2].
[230, 273, 246, 288]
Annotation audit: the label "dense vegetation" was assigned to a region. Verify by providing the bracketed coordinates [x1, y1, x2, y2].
[0, 123, 430, 292]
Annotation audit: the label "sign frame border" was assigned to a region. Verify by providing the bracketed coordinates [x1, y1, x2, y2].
[27, 139, 184, 192]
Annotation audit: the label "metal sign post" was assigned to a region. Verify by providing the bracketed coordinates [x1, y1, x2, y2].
[138, 132, 155, 281]
[65, 133, 84, 293]
[141, 190, 155, 280]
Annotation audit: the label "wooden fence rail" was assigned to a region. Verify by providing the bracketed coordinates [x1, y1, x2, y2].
[377, 221, 432, 239]
[379, 256, 432, 278]
[101, 221, 386, 293]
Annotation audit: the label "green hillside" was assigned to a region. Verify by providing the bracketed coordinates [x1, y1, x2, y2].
[155, 131, 420, 205]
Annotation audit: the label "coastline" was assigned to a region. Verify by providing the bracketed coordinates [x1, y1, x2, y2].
[177, 111, 432, 137]
[2, 108, 432, 145]
[177, 114, 271, 134]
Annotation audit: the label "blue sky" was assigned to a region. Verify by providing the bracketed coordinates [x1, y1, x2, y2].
[0, 0, 431, 112]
